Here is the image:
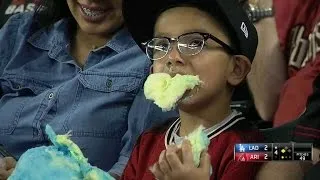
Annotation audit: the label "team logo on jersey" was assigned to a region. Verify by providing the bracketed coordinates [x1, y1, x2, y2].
[241, 22, 249, 39]
[288, 22, 320, 69]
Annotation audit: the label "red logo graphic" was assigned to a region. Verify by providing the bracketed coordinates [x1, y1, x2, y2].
[12, 0, 25, 5]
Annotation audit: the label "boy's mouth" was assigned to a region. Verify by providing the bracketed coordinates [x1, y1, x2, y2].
[163, 66, 188, 77]
[179, 85, 200, 103]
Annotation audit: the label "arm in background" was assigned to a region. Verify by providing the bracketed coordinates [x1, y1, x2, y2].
[247, 16, 287, 121]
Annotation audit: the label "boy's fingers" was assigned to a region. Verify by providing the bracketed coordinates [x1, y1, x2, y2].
[199, 151, 211, 171]
[158, 150, 171, 174]
[150, 163, 165, 180]
[165, 147, 183, 170]
[166, 145, 179, 152]
[0, 169, 11, 180]
[181, 140, 194, 165]
[159, 150, 165, 162]
[0, 159, 4, 169]
[8, 168, 14, 176]
[4, 157, 16, 170]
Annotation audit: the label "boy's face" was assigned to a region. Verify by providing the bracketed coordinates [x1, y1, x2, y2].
[152, 6, 244, 109]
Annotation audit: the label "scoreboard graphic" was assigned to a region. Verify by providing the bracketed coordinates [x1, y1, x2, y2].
[234, 143, 312, 162]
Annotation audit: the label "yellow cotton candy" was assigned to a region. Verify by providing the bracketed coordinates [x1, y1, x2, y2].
[47, 150, 81, 172]
[144, 73, 200, 111]
[84, 170, 100, 180]
[184, 126, 210, 167]
[56, 134, 87, 164]
[144, 73, 172, 103]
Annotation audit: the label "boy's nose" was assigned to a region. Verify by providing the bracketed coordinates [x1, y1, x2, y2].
[166, 45, 185, 66]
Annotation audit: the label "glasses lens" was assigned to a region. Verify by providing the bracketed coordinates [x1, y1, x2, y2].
[178, 33, 204, 56]
[146, 38, 170, 60]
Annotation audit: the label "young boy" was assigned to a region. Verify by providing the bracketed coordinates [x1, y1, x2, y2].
[121, 0, 263, 179]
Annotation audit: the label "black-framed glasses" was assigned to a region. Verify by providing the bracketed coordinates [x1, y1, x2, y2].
[142, 32, 236, 61]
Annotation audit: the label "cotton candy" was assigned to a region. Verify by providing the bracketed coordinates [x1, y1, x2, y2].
[177, 126, 210, 167]
[9, 125, 114, 180]
[144, 73, 200, 111]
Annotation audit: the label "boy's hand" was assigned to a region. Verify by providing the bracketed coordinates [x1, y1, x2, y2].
[0, 157, 16, 180]
[150, 140, 211, 180]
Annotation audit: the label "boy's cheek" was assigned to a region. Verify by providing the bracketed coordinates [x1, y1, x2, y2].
[152, 63, 165, 73]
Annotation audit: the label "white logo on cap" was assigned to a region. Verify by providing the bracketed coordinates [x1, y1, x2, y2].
[241, 22, 249, 39]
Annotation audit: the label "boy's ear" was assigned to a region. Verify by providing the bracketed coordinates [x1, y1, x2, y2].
[227, 55, 251, 86]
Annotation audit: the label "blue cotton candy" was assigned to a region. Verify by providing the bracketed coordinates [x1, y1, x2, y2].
[8, 125, 114, 180]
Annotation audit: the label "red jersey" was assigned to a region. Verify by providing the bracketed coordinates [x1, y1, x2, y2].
[122, 111, 263, 180]
[273, 0, 320, 126]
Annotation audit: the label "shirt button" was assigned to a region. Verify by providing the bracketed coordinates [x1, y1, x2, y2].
[106, 79, 112, 88]
[48, 92, 54, 99]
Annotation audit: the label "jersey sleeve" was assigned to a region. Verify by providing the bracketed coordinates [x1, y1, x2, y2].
[219, 161, 262, 180]
[274, 0, 301, 53]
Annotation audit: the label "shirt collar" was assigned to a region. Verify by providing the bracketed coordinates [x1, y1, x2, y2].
[27, 18, 70, 51]
[103, 27, 137, 53]
[165, 110, 245, 149]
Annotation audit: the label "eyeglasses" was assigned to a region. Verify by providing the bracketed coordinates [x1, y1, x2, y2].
[142, 32, 236, 61]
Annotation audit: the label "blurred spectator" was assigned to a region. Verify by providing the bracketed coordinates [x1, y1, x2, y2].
[242, 0, 320, 127]
[0, 0, 40, 27]
[241, 0, 320, 179]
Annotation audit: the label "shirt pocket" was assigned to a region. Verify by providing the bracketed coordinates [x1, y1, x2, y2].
[63, 72, 144, 138]
[0, 75, 51, 134]
[79, 72, 143, 92]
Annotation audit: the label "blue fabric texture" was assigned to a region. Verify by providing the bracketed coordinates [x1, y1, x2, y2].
[0, 12, 178, 176]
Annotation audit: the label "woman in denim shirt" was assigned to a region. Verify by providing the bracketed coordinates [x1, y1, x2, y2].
[0, 0, 176, 179]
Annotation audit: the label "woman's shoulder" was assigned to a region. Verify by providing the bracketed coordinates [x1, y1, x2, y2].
[136, 118, 178, 144]
[1, 11, 68, 44]
[1, 12, 35, 35]
[0, 12, 36, 63]
[0, 12, 36, 55]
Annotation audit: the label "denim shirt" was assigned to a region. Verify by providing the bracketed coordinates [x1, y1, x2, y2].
[0, 13, 177, 176]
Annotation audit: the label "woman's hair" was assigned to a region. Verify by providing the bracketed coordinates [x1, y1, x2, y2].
[34, 0, 72, 28]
